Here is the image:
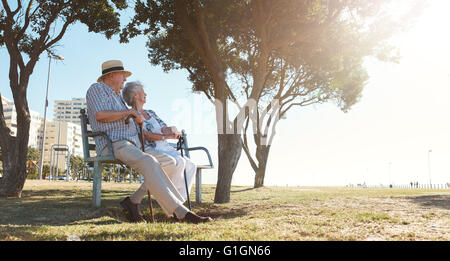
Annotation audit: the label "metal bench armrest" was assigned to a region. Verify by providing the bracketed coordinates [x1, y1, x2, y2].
[184, 146, 214, 168]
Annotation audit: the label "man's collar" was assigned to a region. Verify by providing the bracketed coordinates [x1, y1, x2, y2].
[100, 82, 120, 95]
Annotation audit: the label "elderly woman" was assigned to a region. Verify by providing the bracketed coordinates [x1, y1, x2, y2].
[122, 81, 197, 201]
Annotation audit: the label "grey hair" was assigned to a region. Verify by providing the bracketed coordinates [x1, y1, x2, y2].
[122, 81, 143, 107]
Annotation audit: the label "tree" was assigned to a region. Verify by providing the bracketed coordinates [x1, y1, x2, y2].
[26, 146, 40, 178]
[69, 154, 84, 180]
[41, 164, 50, 180]
[0, 0, 127, 197]
[121, 0, 425, 201]
[233, 1, 424, 187]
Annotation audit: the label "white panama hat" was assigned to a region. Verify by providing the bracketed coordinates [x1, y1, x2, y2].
[97, 60, 132, 82]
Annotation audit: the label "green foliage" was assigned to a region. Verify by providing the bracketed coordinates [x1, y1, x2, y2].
[0, 1, 127, 55]
[26, 146, 40, 179]
[122, 0, 423, 112]
[69, 154, 84, 178]
[41, 164, 50, 179]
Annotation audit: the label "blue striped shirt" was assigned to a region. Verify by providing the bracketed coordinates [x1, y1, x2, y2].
[86, 82, 142, 154]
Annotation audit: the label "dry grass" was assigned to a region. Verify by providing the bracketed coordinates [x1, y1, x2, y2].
[0, 180, 448, 241]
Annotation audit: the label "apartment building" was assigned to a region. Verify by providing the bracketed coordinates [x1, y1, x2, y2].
[53, 98, 87, 125]
[42, 121, 83, 170]
[1, 95, 44, 149]
[2, 96, 85, 172]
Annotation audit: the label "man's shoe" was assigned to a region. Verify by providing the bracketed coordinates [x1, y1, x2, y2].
[182, 211, 213, 224]
[120, 197, 147, 223]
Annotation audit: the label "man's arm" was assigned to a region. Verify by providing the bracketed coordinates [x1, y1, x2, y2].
[96, 109, 142, 124]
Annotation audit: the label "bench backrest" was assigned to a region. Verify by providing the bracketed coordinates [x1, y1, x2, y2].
[79, 109, 92, 160]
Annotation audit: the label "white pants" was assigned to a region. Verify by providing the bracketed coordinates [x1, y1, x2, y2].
[166, 154, 196, 201]
[101, 140, 189, 218]
[131, 151, 196, 203]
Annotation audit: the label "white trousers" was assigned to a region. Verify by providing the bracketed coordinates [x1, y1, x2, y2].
[101, 140, 189, 218]
[130, 149, 196, 205]
[166, 154, 196, 201]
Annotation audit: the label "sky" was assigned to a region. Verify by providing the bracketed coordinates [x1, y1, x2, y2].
[1, 1, 450, 187]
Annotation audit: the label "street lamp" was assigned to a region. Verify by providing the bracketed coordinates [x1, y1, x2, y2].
[388, 162, 392, 188]
[38, 52, 64, 180]
[428, 149, 432, 187]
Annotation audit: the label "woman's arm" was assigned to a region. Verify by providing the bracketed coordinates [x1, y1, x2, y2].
[143, 131, 179, 141]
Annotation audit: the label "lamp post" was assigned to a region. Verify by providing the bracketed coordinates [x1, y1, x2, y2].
[38, 52, 64, 180]
[388, 162, 392, 188]
[428, 149, 432, 187]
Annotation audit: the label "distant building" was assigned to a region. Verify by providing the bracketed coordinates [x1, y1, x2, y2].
[53, 98, 87, 125]
[1, 95, 44, 149]
[1, 95, 85, 173]
[42, 121, 83, 170]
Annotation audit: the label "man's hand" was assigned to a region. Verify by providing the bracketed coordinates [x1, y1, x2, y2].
[128, 109, 145, 126]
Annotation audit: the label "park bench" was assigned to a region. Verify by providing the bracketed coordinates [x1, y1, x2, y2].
[79, 109, 214, 208]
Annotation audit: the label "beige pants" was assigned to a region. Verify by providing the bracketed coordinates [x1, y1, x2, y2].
[101, 140, 189, 218]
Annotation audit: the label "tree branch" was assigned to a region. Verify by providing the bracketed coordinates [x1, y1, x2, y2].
[242, 115, 258, 172]
[42, 17, 73, 52]
[17, 0, 35, 38]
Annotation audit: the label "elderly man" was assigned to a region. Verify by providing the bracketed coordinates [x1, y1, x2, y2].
[86, 60, 212, 224]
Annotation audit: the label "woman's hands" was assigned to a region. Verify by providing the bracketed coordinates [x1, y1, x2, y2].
[161, 126, 182, 139]
[143, 126, 181, 142]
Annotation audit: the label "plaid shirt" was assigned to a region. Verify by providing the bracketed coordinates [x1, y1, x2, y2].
[86, 82, 141, 154]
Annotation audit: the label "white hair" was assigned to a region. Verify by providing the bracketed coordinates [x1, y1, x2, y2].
[122, 81, 143, 107]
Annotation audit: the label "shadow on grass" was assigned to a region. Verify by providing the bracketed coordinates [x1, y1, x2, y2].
[0, 188, 245, 228]
[0, 225, 68, 240]
[80, 229, 191, 241]
[407, 195, 450, 210]
[231, 187, 256, 193]
[0, 189, 132, 226]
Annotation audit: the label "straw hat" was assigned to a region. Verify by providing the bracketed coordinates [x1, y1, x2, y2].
[97, 60, 132, 82]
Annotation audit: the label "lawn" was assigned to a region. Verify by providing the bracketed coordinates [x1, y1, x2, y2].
[0, 180, 448, 241]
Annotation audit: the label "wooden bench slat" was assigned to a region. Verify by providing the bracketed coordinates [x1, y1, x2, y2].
[88, 143, 96, 151]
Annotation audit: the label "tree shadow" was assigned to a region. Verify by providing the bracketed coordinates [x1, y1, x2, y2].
[80, 229, 191, 241]
[407, 195, 450, 210]
[0, 189, 133, 226]
[231, 187, 256, 193]
[192, 203, 248, 220]
[0, 185, 250, 232]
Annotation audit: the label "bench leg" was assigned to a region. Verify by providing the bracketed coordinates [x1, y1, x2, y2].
[92, 161, 102, 208]
[195, 169, 202, 204]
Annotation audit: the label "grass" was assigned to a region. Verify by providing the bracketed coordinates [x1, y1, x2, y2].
[0, 180, 449, 241]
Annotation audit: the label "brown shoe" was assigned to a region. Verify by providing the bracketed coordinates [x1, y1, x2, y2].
[182, 211, 213, 224]
[120, 197, 147, 223]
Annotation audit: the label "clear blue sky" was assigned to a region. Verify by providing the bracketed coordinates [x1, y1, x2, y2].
[1, 1, 449, 187]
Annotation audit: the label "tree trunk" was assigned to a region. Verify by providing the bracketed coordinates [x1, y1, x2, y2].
[253, 145, 271, 188]
[0, 82, 31, 198]
[0, 134, 29, 198]
[214, 133, 242, 203]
